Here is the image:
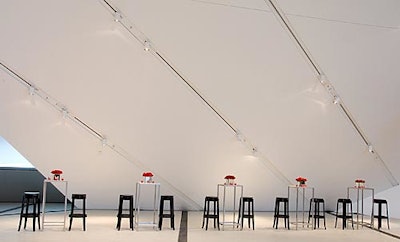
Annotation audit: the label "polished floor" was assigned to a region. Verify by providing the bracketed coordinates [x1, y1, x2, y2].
[1, 203, 399, 242]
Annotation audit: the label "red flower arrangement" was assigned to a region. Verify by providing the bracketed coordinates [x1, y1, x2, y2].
[50, 169, 63, 181]
[224, 175, 236, 180]
[295, 176, 307, 182]
[141, 172, 154, 183]
[224, 175, 236, 185]
[51, 169, 63, 175]
[142, 172, 154, 177]
[295, 176, 307, 187]
[355, 179, 365, 188]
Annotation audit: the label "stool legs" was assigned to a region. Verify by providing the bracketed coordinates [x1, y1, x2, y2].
[335, 199, 353, 230]
[158, 195, 175, 230]
[373, 199, 390, 230]
[273, 197, 289, 229]
[202, 196, 220, 230]
[308, 198, 326, 229]
[18, 192, 41, 231]
[69, 194, 87, 231]
[116, 195, 134, 231]
[238, 197, 255, 230]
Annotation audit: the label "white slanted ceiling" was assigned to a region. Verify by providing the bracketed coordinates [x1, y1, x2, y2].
[0, 0, 399, 210]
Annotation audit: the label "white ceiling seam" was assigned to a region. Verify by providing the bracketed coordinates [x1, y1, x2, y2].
[0, 60, 203, 210]
[100, 0, 293, 186]
[190, 0, 270, 13]
[284, 13, 399, 30]
[193, 0, 398, 30]
[265, 0, 399, 186]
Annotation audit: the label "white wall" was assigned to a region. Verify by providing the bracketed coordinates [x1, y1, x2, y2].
[374, 185, 400, 219]
[0, 0, 399, 212]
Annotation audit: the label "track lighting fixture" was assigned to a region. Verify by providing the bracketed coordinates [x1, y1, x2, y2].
[101, 137, 108, 147]
[252, 147, 258, 155]
[368, 145, 374, 153]
[113, 11, 122, 22]
[61, 107, 68, 119]
[29, 86, 35, 96]
[144, 40, 151, 51]
[318, 74, 328, 86]
[235, 130, 246, 143]
[333, 96, 341, 104]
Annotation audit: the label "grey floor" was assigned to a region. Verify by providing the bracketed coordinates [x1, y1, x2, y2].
[1, 203, 399, 242]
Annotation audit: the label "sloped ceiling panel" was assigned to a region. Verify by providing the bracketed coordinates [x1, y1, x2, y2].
[276, 0, 400, 179]
[1, 0, 399, 211]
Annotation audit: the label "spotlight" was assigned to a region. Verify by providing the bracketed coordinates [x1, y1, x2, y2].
[252, 147, 258, 155]
[61, 107, 68, 119]
[333, 96, 341, 104]
[235, 130, 246, 143]
[318, 73, 328, 86]
[102, 137, 108, 147]
[144, 40, 151, 51]
[114, 11, 122, 22]
[29, 86, 35, 96]
[368, 145, 374, 153]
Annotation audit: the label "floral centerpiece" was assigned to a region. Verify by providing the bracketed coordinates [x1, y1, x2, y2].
[224, 175, 236, 185]
[355, 179, 365, 188]
[296, 176, 307, 187]
[142, 172, 154, 183]
[50, 169, 63, 181]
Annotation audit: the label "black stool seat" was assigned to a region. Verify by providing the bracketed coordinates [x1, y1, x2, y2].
[202, 196, 220, 230]
[238, 197, 255, 229]
[116, 195, 134, 231]
[273, 197, 289, 229]
[158, 195, 175, 230]
[373, 199, 390, 229]
[335, 198, 354, 229]
[18, 191, 41, 231]
[308, 198, 326, 229]
[69, 194, 87, 231]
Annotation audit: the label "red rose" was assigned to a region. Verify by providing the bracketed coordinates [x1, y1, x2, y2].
[296, 176, 307, 182]
[51, 169, 63, 175]
[142, 172, 154, 177]
[224, 175, 236, 180]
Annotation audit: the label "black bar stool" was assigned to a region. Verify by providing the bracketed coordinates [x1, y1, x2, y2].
[373, 199, 390, 229]
[202, 196, 220, 230]
[18, 191, 41, 231]
[69, 194, 87, 231]
[238, 197, 255, 229]
[116, 195, 134, 231]
[158, 195, 175, 230]
[308, 198, 326, 229]
[273, 197, 289, 229]
[335, 198, 354, 229]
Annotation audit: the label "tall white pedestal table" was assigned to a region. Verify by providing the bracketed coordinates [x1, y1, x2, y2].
[347, 186, 374, 229]
[287, 185, 315, 230]
[135, 182, 161, 230]
[41, 180, 68, 230]
[217, 183, 243, 230]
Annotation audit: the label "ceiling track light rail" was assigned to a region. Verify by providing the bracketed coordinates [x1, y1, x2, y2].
[0, 61, 32, 87]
